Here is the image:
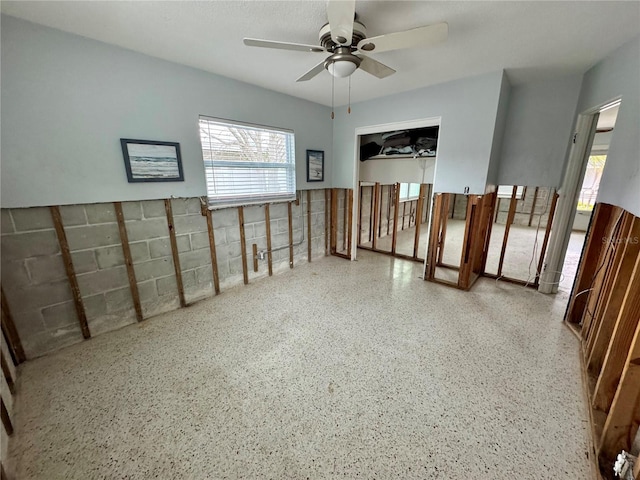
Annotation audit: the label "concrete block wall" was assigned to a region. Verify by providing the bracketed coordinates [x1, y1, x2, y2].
[0, 191, 328, 359]
[495, 186, 554, 228]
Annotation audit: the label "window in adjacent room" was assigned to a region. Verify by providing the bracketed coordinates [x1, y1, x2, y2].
[399, 183, 421, 200]
[199, 116, 296, 207]
[497, 185, 526, 199]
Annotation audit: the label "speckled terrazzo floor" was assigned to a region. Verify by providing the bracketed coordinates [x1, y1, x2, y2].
[7, 250, 592, 479]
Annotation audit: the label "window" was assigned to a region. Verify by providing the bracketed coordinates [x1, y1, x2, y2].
[399, 183, 421, 200]
[497, 185, 526, 199]
[199, 116, 296, 207]
[578, 155, 606, 211]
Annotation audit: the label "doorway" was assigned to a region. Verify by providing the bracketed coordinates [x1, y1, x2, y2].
[558, 102, 620, 294]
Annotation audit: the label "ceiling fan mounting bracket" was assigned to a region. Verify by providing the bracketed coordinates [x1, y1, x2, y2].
[319, 20, 367, 53]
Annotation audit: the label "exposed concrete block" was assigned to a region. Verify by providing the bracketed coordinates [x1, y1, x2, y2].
[156, 275, 178, 296]
[122, 201, 143, 220]
[173, 214, 207, 235]
[41, 301, 79, 330]
[85, 203, 117, 224]
[11, 309, 45, 339]
[311, 200, 325, 213]
[179, 249, 211, 271]
[1, 210, 14, 234]
[24, 327, 84, 360]
[142, 295, 179, 319]
[148, 236, 190, 259]
[137, 280, 157, 303]
[142, 200, 166, 218]
[220, 241, 242, 259]
[253, 221, 267, 239]
[228, 257, 244, 275]
[1, 260, 31, 287]
[88, 310, 136, 337]
[211, 208, 239, 228]
[190, 232, 210, 251]
[25, 254, 67, 284]
[270, 204, 288, 220]
[242, 206, 264, 224]
[227, 224, 254, 242]
[95, 246, 125, 269]
[134, 257, 175, 282]
[77, 266, 129, 297]
[104, 287, 134, 314]
[214, 227, 227, 246]
[183, 270, 196, 288]
[129, 241, 150, 263]
[11, 207, 54, 232]
[195, 265, 213, 284]
[66, 223, 120, 251]
[70, 250, 98, 274]
[59, 205, 87, 226]
[6, 280, 73, 312]
[125, 218, 169, 242]
[83, 294, 107, 319]
[170, 198, 202, 216]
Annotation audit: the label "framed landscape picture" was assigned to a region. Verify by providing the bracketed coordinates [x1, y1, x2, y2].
[306, 149, 324, 182]
[121, 139, 184, 183]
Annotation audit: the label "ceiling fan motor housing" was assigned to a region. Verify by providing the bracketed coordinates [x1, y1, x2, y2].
[320, 20, 366, 77]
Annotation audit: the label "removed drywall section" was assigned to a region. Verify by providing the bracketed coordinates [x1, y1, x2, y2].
[333, 70, 505, 194]
[0, 208, 84, 358]
[0, 15, 332, 208]
[0, 192, 327, 359]
[497, 74, 582, 187]
[576, 35, 640, 217]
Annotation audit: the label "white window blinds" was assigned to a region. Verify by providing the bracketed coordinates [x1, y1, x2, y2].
[199, 116, 296, 207]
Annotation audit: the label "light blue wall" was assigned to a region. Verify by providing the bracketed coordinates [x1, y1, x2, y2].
[486, 71, 511, 190]
[332, 71, 505, 194]
[0, 15, 333, 208]
[497, 74, 583, 188]
[575, 35, 640, 217]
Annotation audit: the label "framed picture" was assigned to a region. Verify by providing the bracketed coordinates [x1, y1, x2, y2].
[306, 150, 324, 182]
[120, 139, 184, 183]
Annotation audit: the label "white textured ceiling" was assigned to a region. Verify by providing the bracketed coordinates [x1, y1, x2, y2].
[2, 1, 639, 106]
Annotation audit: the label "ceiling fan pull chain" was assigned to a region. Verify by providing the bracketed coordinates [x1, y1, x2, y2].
[348, 76, 352, 114]
[331, 72, 335, 120]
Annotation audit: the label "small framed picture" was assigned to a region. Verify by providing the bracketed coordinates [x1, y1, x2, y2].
[306, 150, 324, 182]
[121, 139, 184, 183]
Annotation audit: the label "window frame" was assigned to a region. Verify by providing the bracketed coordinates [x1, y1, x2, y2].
[198, 115, 297, 209]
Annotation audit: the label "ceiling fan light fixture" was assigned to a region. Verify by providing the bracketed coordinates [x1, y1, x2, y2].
[324, 47, 361, 78]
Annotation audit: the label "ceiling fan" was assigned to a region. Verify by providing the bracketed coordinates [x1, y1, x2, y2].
[243, 0, 448, 82]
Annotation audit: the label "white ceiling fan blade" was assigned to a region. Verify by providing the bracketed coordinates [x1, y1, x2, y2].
[357, 55, 396, 79]
[357, 22, 448, 54]
[296, 61, 326, 82]
[244, 38, 325, 53]
[327, 0, 355, 46]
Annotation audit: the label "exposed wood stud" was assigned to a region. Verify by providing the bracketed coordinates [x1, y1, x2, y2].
[307, 190, 312, 262]
[358, 184, 363, 246]
[372, 183, 380, 250]
[413, 184, 425, 258]
[1, 462, 7, 480]
[252, 244, 259, 273]
[265, 204, 273, 276]
[50, 206, 91, 339]
[386, 185, 392, 236]
[436, 194, 451, 265]
[534, 191, 559, 287]
[324, 189, 330, 256]
[330, 189, 338, 254]
[378, 185, 384, 239]
[598, 316, 640, 464]
[451, 194, 456, 219]
[238, 206, 249, 285]
[494, 198, 501, 223]
[342, 190, 347, 251]
[586, 215, 637, 370]
[497, 186, 518, 277]
[402, 202, 407, 230]
[592, 252, 640, 413]
[164, 200, 186, 308]
[528, 187, 539, 227]
[368, 185, 374, 242]
[347, 189, 354, 257]
[204, 209, 221, 294]
[114, 202, 143, 322]
[1, 350, 15, 395]
[391, 184, 400, 254]
[1, 398, 12, 436]
[0, 288, 25, 364]
[288, 201, 295, 267]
